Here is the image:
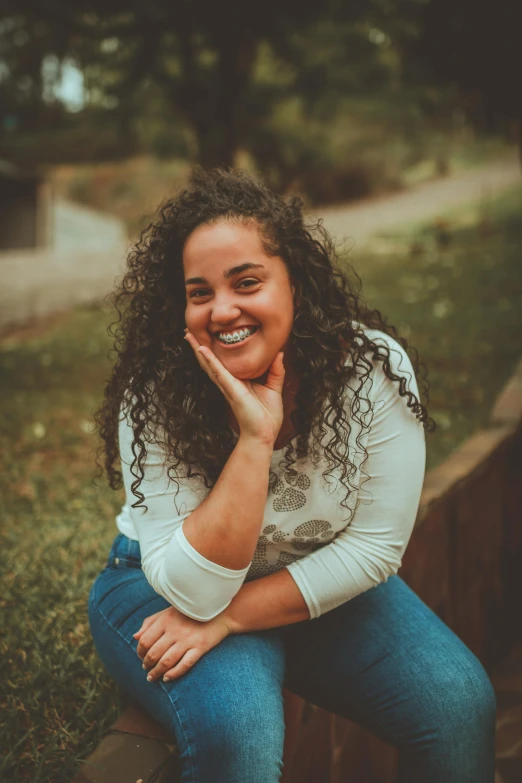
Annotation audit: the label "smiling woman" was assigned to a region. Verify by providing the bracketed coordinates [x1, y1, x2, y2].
[88, 168, 496, 783]
[183, 222, 295, 381]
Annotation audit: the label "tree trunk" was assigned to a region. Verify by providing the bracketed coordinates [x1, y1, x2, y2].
[191, 27, 257, 168]
[517, 116, 522, 174]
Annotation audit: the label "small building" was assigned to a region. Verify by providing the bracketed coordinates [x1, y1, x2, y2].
[0, 160, 51, 250]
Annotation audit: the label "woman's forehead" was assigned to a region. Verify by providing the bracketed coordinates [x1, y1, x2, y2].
[184, 221, 261, 256]
[183, 220, 283, 275]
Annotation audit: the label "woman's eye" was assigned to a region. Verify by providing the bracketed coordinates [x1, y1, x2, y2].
[189, 280, 258, 299]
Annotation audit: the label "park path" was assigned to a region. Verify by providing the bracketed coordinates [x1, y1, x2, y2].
[52, 198, 126, 252]
[1, 151, 520, 335]
[313, 151, 520, 249]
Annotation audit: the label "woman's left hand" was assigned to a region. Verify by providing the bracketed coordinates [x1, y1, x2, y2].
[134, 606, 231, 682]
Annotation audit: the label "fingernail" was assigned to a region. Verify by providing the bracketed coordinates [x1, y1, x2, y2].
[184, 327, 188, 333]
[163, 675, 170, 682]
[147, 674, 153, 682]
[142, 663, 147, 669]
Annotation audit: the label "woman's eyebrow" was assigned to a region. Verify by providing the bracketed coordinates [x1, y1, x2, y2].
[185, 263, 265, 286]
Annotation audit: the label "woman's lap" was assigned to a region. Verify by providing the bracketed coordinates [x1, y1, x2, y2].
[88, 535, 496, 783]
[282, 575, 496, 781]
[88, 538, 286, 783]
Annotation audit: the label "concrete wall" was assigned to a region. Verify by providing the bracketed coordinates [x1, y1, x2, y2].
[51, 199, 126, 252]
[0, 197, 128, 333]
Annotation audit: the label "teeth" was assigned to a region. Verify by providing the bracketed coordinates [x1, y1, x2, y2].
[216, 327, 256, 344]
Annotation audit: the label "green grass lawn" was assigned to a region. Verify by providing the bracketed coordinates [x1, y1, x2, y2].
[347, 184, 522, 467]
[0, 309, 125, 782]
[1, 185, 521, 782]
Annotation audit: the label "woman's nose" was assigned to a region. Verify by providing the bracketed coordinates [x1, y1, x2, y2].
[210, 296, 242, 323]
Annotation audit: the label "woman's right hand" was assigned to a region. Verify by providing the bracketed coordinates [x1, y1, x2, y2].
[184, 329, 285, 446]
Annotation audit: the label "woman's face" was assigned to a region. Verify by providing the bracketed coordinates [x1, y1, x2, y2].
[183, 220, 295, 380]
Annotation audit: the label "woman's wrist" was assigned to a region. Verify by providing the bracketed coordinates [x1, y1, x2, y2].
[236, 433, 275, 458]
[217, 569, 311, 635]
[219, 609, 243, 635]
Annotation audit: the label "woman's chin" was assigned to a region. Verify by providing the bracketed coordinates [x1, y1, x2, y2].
[232, 368, 268, 382]
[224, 357, 272, 382]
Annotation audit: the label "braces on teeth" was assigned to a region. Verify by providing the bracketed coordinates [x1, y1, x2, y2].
[216, 327, 256, 343]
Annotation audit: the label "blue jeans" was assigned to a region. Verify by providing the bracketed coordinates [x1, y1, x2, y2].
[88, 533, 496, 783]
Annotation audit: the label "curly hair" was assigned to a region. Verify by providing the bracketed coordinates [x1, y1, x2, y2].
[95, 167, 433, 513]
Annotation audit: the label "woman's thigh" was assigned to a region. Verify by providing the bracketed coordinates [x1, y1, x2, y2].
[281, 575, 496, 783]
[88, 561, 286, 783]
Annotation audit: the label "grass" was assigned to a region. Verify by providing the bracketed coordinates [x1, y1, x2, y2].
[1, 185, 521, 781]
[0, 308, 125, 782]
[347, 184, 522, 467]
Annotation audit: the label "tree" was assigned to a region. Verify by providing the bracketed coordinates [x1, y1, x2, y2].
[1, 0, 423, 167]
[413, 0, 521, 160]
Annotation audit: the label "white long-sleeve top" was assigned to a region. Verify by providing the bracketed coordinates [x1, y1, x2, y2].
[116, 326, 426, 621]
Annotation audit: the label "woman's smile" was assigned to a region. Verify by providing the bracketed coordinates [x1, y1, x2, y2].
[213, 326, 260, 347]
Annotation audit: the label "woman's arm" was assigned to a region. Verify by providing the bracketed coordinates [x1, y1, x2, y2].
[120, 342, 285, 622]
[134, 567, 309, 684]
[284, 336, 425, 620]
[181, 335, 286, 570]
[120, 416, 273, 621]
[224, 336, 426, 629]
[221, 567, 310, 632]
[182, 436, 273, 570]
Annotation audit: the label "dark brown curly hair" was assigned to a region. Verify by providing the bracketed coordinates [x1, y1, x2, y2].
[96, 167, 433, 513]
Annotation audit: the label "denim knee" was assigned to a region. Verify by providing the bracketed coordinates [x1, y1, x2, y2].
[406, 650, 497, 760]
[435, 656, 496, 739]
[186, 693, 285, 783]
[396, 654, 497, 782]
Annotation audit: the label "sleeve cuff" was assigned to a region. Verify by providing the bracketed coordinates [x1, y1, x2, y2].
[177, 522, 251, 578]
[286, 561, 321, 620]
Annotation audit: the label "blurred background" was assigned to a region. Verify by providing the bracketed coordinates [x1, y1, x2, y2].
[0, 1, 521, 781]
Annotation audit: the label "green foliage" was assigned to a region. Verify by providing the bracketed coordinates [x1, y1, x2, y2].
[4, 0, 502, 170]
[248, 92, 444, 202]
[347, 185, 522, 468]
[1, 187, 521, 779]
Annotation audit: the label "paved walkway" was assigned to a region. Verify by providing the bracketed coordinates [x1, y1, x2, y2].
[313, 152, 520, 249]
[1, 152, 520, 335]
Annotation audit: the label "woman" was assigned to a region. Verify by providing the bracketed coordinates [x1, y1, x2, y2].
[89, 168, 496, 782]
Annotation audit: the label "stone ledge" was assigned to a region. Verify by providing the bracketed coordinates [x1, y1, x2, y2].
[71, 730, 179, 783]
[112, 702, 172, 743]
[417, 424, 513, 521]
[492, 358, 522, 428]
[415, 354, 522, 524]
